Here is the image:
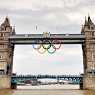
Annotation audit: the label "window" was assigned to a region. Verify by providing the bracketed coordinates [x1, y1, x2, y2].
[1, 33, 3, 37]
[0, 55, 3, 59]
[0, 70, 5, 75]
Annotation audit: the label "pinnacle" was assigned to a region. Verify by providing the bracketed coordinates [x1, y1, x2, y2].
[4, 16, 10, 26]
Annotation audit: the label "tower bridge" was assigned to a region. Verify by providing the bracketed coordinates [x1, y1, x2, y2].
[0, 16, 95, 90]
[11, 74, 83, 86]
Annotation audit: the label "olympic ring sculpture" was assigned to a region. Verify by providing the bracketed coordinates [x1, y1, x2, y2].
[32, 32, 62, 54]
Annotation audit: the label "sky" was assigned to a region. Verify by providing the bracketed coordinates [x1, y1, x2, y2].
[0, 0, 95, 75]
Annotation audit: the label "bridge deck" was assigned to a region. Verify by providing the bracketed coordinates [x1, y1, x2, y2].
[9, 34, 85, 44]
[12, 75, 83, 79]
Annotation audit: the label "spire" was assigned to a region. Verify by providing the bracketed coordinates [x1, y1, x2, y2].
[0, 17, 11, 31]
[84, 16, 88, 26]
[87, 15, 94, 25]
[84, 15, 95, 29]
[88, 15, 91, 22]
[12, 26, 16, 35]
[82, 15, 95, 33]
[4, 16, 10, 27]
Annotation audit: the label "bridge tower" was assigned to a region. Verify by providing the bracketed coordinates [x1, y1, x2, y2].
[82, 16, 95, 90]
[0, 17, 14, 89]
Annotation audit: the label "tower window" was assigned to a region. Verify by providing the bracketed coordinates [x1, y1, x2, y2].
[91, 27, 94, 30]
[1, 33, 3, 37]
[0, 55, 3, 59]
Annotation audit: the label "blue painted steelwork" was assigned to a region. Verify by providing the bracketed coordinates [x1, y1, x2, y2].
[11, 74, 83, 85]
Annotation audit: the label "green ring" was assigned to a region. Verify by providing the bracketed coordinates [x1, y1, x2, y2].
[47, 45, 56, 54]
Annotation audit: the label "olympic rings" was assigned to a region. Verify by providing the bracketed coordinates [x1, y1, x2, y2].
[32, 32, 62, 54]
[47, 44, 56, 54]
[37, 45, 47, 54]
[42, 40, 51, 49]
[52, 40, 61, 50]
[32, 40, 61, 54]
[32, 44, 42, 50]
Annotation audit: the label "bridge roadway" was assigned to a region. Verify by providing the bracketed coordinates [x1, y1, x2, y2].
[9, 34, 85, 44]
[12, 74, 83, 79]
[11, 75, 83, 84]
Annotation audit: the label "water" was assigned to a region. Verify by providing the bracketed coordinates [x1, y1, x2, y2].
[0, 89, 95, 95]
[0, 85, 95, 95]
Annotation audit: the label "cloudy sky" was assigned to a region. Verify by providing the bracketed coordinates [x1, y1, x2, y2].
[0, 0, 95, 75]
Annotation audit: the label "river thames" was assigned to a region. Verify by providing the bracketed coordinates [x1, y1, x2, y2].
[0, 89, 95, 95]
[0, 85, 95, 95]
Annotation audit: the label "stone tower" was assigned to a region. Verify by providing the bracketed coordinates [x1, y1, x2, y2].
[82, 16, 95, 90]
[0, 17, 14, 88]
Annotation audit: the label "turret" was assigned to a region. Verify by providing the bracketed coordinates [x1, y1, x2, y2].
[0, 17, 12, 32]
[81, 16, 95, 34]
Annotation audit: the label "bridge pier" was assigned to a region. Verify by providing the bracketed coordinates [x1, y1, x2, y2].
[83, 74, 95, 90]
[11, 79, 17, 89]
[0, 75, 11, 89]
[80, 83, 83, 90]
[79, 76, 83, 90]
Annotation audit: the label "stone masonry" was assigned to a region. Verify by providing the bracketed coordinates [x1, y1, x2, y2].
[0, 16, 95, 89]
[0, 17, 14, 88]
[82, 16, 95, 90]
